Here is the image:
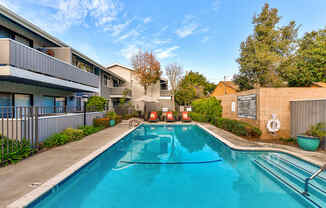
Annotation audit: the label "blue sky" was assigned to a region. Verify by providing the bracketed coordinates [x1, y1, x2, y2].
[1, 0, 326, 83]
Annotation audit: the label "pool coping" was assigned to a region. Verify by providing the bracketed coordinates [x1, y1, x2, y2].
[7, 126, 137, 208]
[7, 122, 325, 208]
[196, 123, 325, 168]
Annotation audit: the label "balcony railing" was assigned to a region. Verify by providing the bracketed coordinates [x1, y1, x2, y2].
[160, 90, 171, 97]
[109, 87, 132, 97]
[0, 38, 99, 88]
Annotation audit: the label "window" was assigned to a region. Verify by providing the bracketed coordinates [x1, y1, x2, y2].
[55, 97, 66, 113]
[104, 74, 109, 87]
[0, 27, 10, 38]
[0, 93, 12, 106]
[41, 96, 55, 114]
[14, 94, 32, 107]
[113, 79, 119, 87]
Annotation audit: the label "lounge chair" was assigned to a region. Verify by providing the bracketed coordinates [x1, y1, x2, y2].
[181, 111, 191, 122]
[148, 111, 159, 122]
[166, 112, 175, 122]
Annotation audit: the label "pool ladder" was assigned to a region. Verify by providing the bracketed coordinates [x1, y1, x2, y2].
[303, 164, 326, 196]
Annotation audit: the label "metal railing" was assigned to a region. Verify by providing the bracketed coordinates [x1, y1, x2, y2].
[0, 104, 108, 165]
[0, 38, 99, 88]
[303, 164, 326, 195]
[109, 87, 132, 97]
[160, 90, 170, 97]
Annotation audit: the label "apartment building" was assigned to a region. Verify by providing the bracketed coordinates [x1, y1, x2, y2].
[0, 5, 123, 112]
[107, 64, 172, 111]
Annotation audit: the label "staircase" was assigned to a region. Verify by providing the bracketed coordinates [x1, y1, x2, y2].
[253, 153, 326, 208]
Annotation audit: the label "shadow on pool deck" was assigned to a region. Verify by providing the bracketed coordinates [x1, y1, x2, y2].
[1, 121, 326, 208]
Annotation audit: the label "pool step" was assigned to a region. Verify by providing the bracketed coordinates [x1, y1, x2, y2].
[269, 154, 326, 186]
[253, 158, 325, 208]
[260, 156, 326, 203]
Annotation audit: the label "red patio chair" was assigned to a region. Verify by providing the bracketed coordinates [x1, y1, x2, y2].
[166, 112, 175, 122]
[148, 111, 159, 122]
[181, 111, 191, 122]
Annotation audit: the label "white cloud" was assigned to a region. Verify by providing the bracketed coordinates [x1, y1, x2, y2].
[176, 15, 199, 38]
[0, 0, 19, 11]
[120, 44, 139, 60]
[176, 24, 199, 38]
[118, 29, 139, 41]
[155, 46, 180, 59]
[2, 0, 124, 34]
[153, 39, 171, 45]
[104, 18, 134, 36]
[143, 17, 152, 24]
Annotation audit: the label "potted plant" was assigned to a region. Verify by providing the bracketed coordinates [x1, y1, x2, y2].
[297, 123, 326, 151]
[106, 111, 117, 127]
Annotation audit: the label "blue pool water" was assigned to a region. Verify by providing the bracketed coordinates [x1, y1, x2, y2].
[29, 124, 326, 208]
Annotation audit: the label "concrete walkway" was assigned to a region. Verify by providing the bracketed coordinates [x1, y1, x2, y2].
[1, 122, 326, 207]
[0, 123, 130, 208]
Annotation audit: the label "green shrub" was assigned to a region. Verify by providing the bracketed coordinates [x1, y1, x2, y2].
[214, 118, 262, 138]
[0, 138, 34, 165]
[43, 133, 70, 147]
[79, 126, 104, 136]
[106, 111, 117, 120]
[93, 117, 110, 127]
[190, 112, 209, 122]
[62, 128, 84, 141]
[191, 97, 222, 122]
[86, 96, 107, 111]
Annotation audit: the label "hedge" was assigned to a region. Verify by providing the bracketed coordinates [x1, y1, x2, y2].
[190, 112, 209, 122]
[213, 118, 262, 138]
[192, 97, 222, 122]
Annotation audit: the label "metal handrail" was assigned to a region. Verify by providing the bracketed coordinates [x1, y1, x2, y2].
[303, 164, 326, 195]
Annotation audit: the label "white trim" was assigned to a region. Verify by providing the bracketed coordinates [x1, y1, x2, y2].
[7, 126, 138, 208]
[0, 66, 99, 93]
[159, 96, 172, 100]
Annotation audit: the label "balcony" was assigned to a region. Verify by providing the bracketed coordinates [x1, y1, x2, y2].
[109, 87, 132, 98]
[160, 90, 171, 97]
[0, 38, 99, 90]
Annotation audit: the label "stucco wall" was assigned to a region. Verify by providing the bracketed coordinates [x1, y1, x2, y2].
[45, 47, 72, 64]
[215, 88, 326, 140]
[108, 65, 170, 111]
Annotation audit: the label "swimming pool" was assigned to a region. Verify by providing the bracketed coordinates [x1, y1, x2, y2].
[27, 124, 326, 208]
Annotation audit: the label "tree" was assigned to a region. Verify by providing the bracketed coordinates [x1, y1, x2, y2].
[131, 50, 162, 95]
[175, 71, 215, 105]
[286, 28, 326, 87]
[234, 3, 299, 90]
[86, 96, 107, 111]
[165, 63, 184, 111]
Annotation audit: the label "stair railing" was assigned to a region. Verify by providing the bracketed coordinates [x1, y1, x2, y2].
[303, 164, 326, 196]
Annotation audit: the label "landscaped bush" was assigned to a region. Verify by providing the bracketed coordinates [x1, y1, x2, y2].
[213, 118, 262, 138]
[0, 138, 34, 165]
[190, 112, 209, 122]
[78, 126, 104, 136]
[191, 97, 222, 122]
[93, 117, 110, 128]
[86, 96, 107, 111]
[62, 128, 84, 141]
[43, 125, 107, 148]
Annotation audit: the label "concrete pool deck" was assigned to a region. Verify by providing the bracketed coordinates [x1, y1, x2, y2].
[1, 121, 326, 207]
[0, 123, 131, 208]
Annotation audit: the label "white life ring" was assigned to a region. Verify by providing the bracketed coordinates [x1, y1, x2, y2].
[266, 114, 280, 133]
